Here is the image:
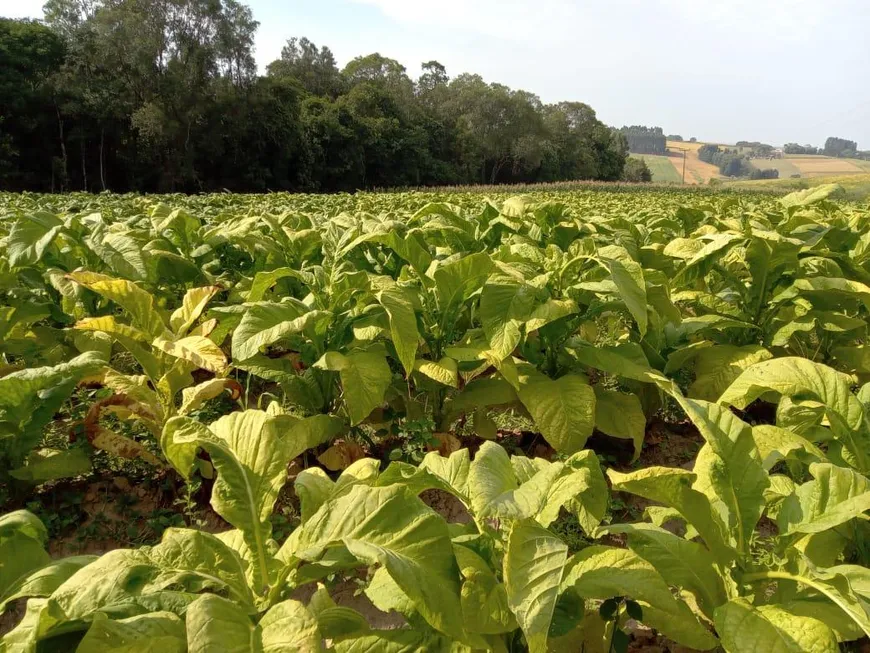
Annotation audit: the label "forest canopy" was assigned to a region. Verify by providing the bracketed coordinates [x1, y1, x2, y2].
[0, 1, 629, 193]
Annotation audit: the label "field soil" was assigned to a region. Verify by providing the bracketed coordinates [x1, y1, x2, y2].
[665, 141, 720, 184]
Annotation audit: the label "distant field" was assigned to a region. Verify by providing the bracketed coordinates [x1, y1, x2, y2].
[725, 173, 870, 201]
[647, 142, 870, 186]
[666, 141, 720, 184]
[743, 152, 866, 179]
[791, 157, 862, 177]
[747, 158, 801, 177]
[667, 140, 703, 152]
[629, 153, 682, 183]
[849, 159, 870, 173]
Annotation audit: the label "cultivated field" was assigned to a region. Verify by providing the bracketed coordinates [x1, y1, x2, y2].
[849, 158, 870, 173]
[628, 153, 682, 183]
[745, 157, 801, 177]
[3, 185, 870, 652]
[727, 171, 870, 200]
[665, 140, 721, 183]
[768, 154, 865, 177]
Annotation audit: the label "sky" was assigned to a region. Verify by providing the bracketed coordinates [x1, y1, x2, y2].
[7, 0, 870, 148]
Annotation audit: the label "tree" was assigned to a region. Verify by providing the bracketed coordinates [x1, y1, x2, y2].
[784, 143, 819, 155]
[622, 157, 652, 182]
[619, 125, 666, 154]
[1, 1, 630, 192]
[697, 144, 721, 162]
[824, 136, 858, 158]
[418, 60, 448, 96]
[749, 168, 779, 180]
[0, 19, 66, 190]
[266, 37, 343, 97]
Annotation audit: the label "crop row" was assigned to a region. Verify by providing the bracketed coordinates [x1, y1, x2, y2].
[2, 183, 870, 651]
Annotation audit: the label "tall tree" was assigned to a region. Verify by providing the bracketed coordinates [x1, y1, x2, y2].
[0, 6, 628, 192]
[0, 19, 66, 189]
[267, 37, 343, 97]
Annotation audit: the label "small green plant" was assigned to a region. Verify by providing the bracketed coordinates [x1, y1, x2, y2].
[387, 415, 438, 463]
[599, 597, 644, 653]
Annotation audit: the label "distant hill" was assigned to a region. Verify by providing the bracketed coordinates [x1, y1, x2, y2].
[631, 138, 870, 186]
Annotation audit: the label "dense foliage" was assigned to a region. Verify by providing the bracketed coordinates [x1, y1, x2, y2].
[825, 137, 860, 158]
[784, 140, 869, 160]
[621, 158, 652, 183]
[618, 126, 666, 155]
[748, 167, 780, 180]
[0, 3, 629, 194]
[3, 182, 870, 651]
[698, 143, 753, 178]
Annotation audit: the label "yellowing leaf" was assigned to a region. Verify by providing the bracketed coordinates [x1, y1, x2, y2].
[413, 357, 459, 388]
[91, 428, 163, 467]
[317, 440, 366, 471]
[169, 286, 221, 336]
[153, 336, 228, 374]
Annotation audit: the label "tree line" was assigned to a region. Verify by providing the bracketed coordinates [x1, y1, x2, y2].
[0, 0, 631, 193]
[784, 137, 867, 159]
[619, 125, 667, 155]
[697, 143, 780, 179]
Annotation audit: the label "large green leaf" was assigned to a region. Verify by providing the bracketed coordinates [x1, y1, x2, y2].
[314, 350, 392, 425]
[454, 543, 517, 635]
[413, 357, 458, 388]
[677, 398, 768, 555]
[780, 183, 843, 207]
[161, 412, 302, 591]
[714, 599, 838, 653]
[246, 268, 305, 303]
[480, 278, 536, 360]
[6, 212, 64, 267]
[146, 528, 254, 608]
[517, 366, 595, 454]
[689, 345, 772, 402]
[232, 301, 331, 362]
[185, 594, 322, 653]
[593, 387, 645, 462]
[442, 377, 518, 426]
[504, 519, 568, 653]
[562, 545, 717, 650]
[607, 467, 733, 564]
[289, 484, 464, 639]
[0, 351, 107, 465]
[1, 554, 94, 612]
[601, 522, 725, 619]
[751, 425, 826, 470]
[9, 447, 92, 483]
[467, 441, 518, 518]
[719, 357, 870, 473]
[599, 245, 647, 336]
[377, 288, 419, 376]
[419, 449, 471, 501]
[0, 511, 50, 612]
[431, 252, 493, 315]
[778, 463, 870, 534]
[466, 443, 605, 532]
[78, 612, 187, 653]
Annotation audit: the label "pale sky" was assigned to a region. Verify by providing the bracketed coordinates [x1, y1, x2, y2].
[7, 0, 870, 147]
